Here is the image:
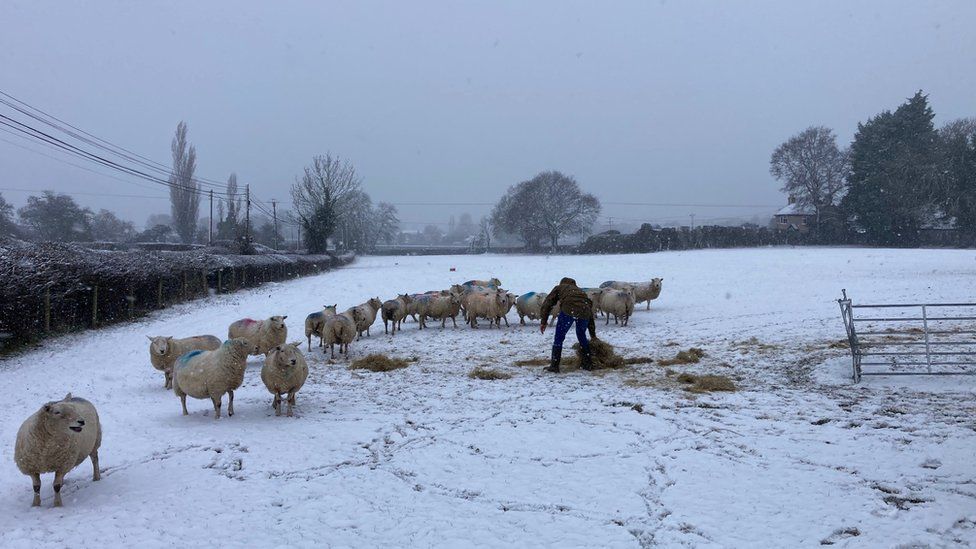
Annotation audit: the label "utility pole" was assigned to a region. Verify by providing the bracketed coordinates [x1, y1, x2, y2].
[689, 213, 696, 230]
[245, 184, 251, 247]
[271, 199, 278, 251]
[608, 216, 614, 230]
[208, 190, 214, 245]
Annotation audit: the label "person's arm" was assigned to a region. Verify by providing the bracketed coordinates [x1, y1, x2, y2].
[588, 310, 597, 339]
[539, 286, 561, 332]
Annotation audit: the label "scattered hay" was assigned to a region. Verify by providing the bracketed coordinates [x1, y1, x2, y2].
[658, 347, 706, 366]
[827, 339, 850, 349]
[514, 358, 550, 367]
[680, 374, 736, 393]
[468, 367, 512, 380]
[349, 354, 410, 372]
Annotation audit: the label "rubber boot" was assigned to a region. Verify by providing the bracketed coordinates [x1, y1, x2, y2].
[580, 349, 594, 371]
[545, 347, 561, 373]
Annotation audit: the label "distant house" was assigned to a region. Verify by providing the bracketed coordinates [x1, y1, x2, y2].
[773, 196, 816, 232]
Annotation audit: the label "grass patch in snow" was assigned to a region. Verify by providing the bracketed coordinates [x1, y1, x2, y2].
[349, 354, 411, 372]
[514, 339, 654, 370]
[658, 347, 706, 366]
[468, 367, 512, 380]
[676, 372, 736, 393]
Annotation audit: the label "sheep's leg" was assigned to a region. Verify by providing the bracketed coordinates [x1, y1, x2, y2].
[228, 390, 235, 417]
[164, 370, 172, 389]
[331, 344, 336, 359]
[519, 315, 525, 325]
[30, 473, 41, 507]
[503, 315, 510, 327]
[91, 449, 100, 481]
[646, 300, 650, 311]
[212, 395, 222, 419]
[180, 394, 189, 416]
[287, 392, 296, 417]
[52, 470, 65, 507]
[273, 392, 282, 416]
[307, 334, 311, 352]
[605, 314, 610, 326]
[451, 315, 457, 328]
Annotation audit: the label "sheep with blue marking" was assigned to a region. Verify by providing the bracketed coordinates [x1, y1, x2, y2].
[305, 306, 337, 351]
[515, 291, 560, 325]
[172, 338, 256, 419]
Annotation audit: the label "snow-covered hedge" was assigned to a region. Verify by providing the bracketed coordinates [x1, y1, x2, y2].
[0, 239, 354, 352]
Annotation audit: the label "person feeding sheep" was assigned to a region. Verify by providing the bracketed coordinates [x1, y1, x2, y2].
[539, 277, 596, 373]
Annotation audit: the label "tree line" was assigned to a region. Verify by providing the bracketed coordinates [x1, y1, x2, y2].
[770, 91, 976, 244]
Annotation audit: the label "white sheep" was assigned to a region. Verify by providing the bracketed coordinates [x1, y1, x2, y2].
[422, 292, 463, 328]
[305, 306, 337, 351]
[515, 292, 560, 325]
[580, 287, 606, 318]
[601, 289, 636, 326]
[462, 278, 502, 288]
[323, 308, 362, 359]
[348, 297, 383, 338]
[228, 315, 288, 356]
[381, 294, 413, 335]
[172, 338, 255, 419]
[600, 279, 663, 310]
[465, 290, 506, 328]
[14, 394, 101, 507]
[495, 291, 517, 327]
[147, 335, 221, 389]
[261, 342, 309, 417]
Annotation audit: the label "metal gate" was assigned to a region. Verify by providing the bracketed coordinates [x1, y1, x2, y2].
[838, 289, 976, 382]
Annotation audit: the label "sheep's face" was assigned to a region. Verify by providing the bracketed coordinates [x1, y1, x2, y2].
[651, 278, 663, 291]
[449, 284, 464, 297]
[490, 278, 502, 287]
[269, 316, 287, 330]
[226, 338, 256, 354]
[368, 298, 382, 310]
[399, 294, 414, 304]
[450, 294, 462, 307]
[273, 345, 301, 368]
[149, 336, 173, 356]
[323, 305, 337, 316]
[43, 402, 85, 433]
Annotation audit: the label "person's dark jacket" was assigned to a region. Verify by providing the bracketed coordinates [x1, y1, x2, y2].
[541, 278, 595, 325]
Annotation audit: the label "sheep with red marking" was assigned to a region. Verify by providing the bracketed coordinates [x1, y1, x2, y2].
[228, 315, 288, 356]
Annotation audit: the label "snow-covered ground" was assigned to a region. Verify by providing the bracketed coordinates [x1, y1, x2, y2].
[1, 248, 974, 548]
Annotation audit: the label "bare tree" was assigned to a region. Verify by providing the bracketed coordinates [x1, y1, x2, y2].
[290, 153, 361, 253]
[491, 171, 601, 250]
[168, 121, 200, 244]
[216, 172, 243, 241]
[769, 126, 848, 228]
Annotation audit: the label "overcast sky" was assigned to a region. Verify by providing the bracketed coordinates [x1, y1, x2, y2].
[1, 0, 974, 231]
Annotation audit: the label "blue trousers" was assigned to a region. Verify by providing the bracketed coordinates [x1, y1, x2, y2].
[553, 312, 590, 354]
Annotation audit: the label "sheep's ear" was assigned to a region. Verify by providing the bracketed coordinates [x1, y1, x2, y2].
[64, 393, 72, 400]
[43, 404, 52, 413]
[146, 335, 153, 341]
[274, 345, 281, 352]
[282, 315, 288, 320]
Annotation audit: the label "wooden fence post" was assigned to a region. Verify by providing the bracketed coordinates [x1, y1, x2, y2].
[44, 287, 51, 333]
[157, 279, 164, 309]
[91, 285, 98, 328]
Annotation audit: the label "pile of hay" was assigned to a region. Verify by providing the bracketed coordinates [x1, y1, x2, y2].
[676, 373, 736, 393]
[349, 354, 411, 372]
[468, 367, 512, 380]
[515, 338, 655, 370]
[658, 347, 705, 366]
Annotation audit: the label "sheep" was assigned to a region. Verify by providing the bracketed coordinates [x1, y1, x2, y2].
[465, 290, 507, 328]
[14, 394, 101, 508]
[147, 335, 221, 389]
[421, 292, 463, 328]
[228, 315, 288, 356]
[462, 278, 501, 288]
[515, 292, 560, 325]
[600, 278, 664, 310]
[381, 294, 413, 335]
[580, 287, 606, 318]
[172, 338, 256, 419]
[261, 342, 309, 417]
[495, 291, 517, 327]
[347, 297, 383, 338]
[323, 308, 362, 359]
[453, 284, 496, 321]
[304, 305, 337, 351]
[601, 289, 636, 326]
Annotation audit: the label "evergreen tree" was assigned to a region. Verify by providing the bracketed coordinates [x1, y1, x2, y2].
[0, 192, 18, 237]
[842, 91, 941, 244]
[938, 119, 976, 233]
[18, 191, 93, 242]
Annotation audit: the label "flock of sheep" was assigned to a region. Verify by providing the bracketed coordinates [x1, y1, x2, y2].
[12, 276, 662, 508]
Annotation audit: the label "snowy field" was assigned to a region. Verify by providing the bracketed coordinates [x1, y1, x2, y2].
[1, 247, 974, 548]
